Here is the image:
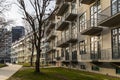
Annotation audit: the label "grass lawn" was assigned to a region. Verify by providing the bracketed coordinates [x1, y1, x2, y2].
[8, 67, 120, 80]
[18, 63, 32, 67]
[0, 64, 7, 68]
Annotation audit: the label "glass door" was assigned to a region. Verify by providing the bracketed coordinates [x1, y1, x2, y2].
[112, 28, 120, 59]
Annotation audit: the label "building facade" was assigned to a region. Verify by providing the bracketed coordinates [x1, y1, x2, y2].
[11, 33, 46, 65]
[45, 0, 120, 77]
[0, 28, 12, 63]
[12, 26, 25, 42]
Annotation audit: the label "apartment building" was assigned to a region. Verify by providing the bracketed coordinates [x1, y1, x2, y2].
[45, 0, 120, 77]
[11, 33, 46, 65]
[11, 33, 35, 63]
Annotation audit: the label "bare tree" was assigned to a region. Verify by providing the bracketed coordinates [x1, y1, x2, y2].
[0, 0, 11, 15]
[17, 0, 57, 72]
[24, 22, 34, 66]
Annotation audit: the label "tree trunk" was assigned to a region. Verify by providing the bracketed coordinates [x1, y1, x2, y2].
[35, 47, 41, 72]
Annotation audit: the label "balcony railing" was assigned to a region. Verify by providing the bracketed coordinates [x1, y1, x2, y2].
[46, 21, 56, 33]
[56, 17, 70, 31]
[80, 0, 96, 5]
[56, 0, 73, 5]
[100, 48, 112, 61]
[98, 5, 120, 27]
[46, 31, 56, 42]
[46, 46, 55, 53]
[57, 26, 78, 47]
[80, 48, 120, 62]
[56, 1, 69, 16]
[65, 4, 78, 21]
[81, 53, 91, 61]
[81, 19, 103, 35]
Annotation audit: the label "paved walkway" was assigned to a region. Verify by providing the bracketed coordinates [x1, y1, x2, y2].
[0, 64, 22, 80]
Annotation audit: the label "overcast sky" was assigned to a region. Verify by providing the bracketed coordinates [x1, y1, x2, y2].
[4, 0, 55, 30]
[5, 0, 23, 27]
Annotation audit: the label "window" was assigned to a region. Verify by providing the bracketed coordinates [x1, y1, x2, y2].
[79, 13, 86, 32]
[112, 28, 120, 59]
[57, 50, 59, 57]
[116, 68, 120, 74]
[92, 65, 99, 71]
[90, 36, 101, 59]
[90, 0, 101, 27]
[111, 0, 120, 15]
[65, 48, 69, 60]
[61, 49, 64, 57]
[79, 40, 86, 54]
[72, 44, 77, 60]
[81, 65, 86, 69]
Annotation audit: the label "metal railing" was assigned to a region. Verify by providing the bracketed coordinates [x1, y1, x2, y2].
[57, 24, 78, 47]
[65, 3, 77, 17]
[81, 52, 91, 60]
[80, 18, 103, 33]
[56, 17, 69, 30]
[47, 30, 56, 40]
[57, 1, 69, 15]
[97, 4, 119, 24]
[46, 21, 55, 32]
[80, 48, 113, 61]
[100, 48, 112, 60]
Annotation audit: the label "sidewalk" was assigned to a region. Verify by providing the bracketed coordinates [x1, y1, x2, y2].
[0, 64, 22, 80]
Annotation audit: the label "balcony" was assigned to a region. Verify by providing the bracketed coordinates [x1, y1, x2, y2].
[80, 0, 96, 5]
[57, 26, 78, 47]
[81, 19, 103, 35]
[46, 21, 56, 33]
[57, 38, 69, 47]
[56, 1, 69, 16]
[98, 5, 120, 27]
[46, 46, 56, 53]
[80, 48, 120, 62]
[56, 0, 73, 4]
[81, 52, 91, 62]
[46, 31, 56, 42]
[99, 48, 112, 62]
[56, 17, 70, 31]
[65, 5, 78, 21]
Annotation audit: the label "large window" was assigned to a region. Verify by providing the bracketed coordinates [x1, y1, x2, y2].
[65, 47, 70, 60]
[79, 40, 86, 54]
[79, 13, 87, 32]
[111, 0, 120, 15]
[72, 44, 77, 60]
[112, 28, 120, 59]
[90, 0, 101, 27]
[90, 36, 101, 59]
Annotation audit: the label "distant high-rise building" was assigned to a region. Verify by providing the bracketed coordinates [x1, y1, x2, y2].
[12, 26, 25, 42]
[0, 28, 12, 63]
